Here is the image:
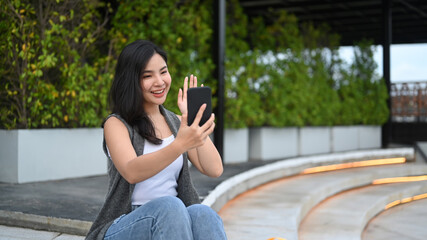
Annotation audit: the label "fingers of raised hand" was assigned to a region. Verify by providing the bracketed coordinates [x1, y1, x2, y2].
[191, 103, 206, 127]
[199, 116, 215, 145]
[177, 88, 187, 114]
[178, 88, 183, 103]
[180, 112, 214, 150]
[201, 113, 215, 132]
[189, 74, 198, 88]
[183, 76, 188, 99]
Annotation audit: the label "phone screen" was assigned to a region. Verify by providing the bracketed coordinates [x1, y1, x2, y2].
[187, 87, 212, 126]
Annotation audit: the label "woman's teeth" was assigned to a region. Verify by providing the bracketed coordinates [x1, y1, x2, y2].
[152, 89, 164, 94]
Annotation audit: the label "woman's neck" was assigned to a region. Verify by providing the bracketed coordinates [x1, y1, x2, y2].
[145, 105, 166, 128]
[145, 104, 172, 139]
[144, 104, 161, 117]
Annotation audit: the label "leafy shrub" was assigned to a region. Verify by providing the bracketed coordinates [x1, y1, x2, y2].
[0, 0, 215, 128]
[225, 4, 388, 128]
[336, 40, 389, 125]
[0, 0, 113, 129]
[224, 0, 265, 128]
[109, 0, 215, 114]
[1, 0, 389, 129]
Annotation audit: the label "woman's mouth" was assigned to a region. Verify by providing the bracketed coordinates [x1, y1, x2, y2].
[151, 88, 166, 98]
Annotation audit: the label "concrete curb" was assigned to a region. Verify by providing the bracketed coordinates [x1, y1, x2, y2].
[0, 210, 91, 236]
[202, 148, 414, 211]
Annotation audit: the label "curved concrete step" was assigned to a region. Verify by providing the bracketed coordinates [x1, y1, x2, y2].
[219, 163, 427, 240]
[204, 148, 413, 211]
[298, 181, 427, 240]
[362, 198, 427, 240]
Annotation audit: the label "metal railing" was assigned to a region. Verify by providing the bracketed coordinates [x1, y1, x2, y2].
[391, 81, 427, 122]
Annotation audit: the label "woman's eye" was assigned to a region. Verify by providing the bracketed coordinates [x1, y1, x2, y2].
[142, 75, 151, 79]
[161, 70, 168, 75]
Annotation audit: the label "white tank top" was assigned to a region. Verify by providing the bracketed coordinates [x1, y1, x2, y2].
[131, 134, 183, 206]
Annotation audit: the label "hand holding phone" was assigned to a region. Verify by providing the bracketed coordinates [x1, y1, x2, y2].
[187, 87, 212, 126]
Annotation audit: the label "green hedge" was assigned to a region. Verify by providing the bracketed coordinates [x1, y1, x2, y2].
[1, 0, 388, 129]
[224, 1, 388, 128]
[0, 0, 215, 129]
[1, 0, 113, 128]
[109, 0, 215, 114]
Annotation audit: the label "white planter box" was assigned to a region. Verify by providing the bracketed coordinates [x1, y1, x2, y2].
[331, 126, 359, 152]
[0, 129, 106, 183]
[249, 127, 298, 161]
[299, 127, 331, 155]
[224, 128, 249, 164]
[358, 126, 382, 149]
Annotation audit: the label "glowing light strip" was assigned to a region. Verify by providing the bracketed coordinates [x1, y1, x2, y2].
[385, 192, 427, 210]
[372, 175, 427, 184]
[302, 158, 406, 174]
[414, 193, 427, 200]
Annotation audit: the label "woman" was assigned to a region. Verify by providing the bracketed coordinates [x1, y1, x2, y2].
[85, 40, 227, 240]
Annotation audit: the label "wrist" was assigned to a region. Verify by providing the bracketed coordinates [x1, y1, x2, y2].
[171, 138, 187, 154]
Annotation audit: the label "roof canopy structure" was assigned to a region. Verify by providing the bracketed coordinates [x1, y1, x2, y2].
[239, 0, 427, 46]
[213, 0, 427, 155]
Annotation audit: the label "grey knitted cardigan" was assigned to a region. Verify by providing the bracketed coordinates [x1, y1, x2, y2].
[85, 106, 200, 240]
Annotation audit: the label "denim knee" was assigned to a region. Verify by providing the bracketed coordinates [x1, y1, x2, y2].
[187, 204, 227, 239]
[105, 197, 194, 240]
[158, 196, 187, 211]
[187, 204, 222, 222]
[153, 196, 190, 221]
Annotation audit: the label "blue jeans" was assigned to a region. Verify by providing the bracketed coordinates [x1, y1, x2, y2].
[104, 196, 227, 240]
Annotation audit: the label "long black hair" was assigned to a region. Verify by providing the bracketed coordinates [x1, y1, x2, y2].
[109, 40, 167, 144]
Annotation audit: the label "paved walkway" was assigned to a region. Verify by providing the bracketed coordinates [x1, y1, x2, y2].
[0, 225, 83, 240]
[1, 148, 426, 240]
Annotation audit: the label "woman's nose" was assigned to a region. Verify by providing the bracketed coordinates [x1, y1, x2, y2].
[154, 74, 164, 85]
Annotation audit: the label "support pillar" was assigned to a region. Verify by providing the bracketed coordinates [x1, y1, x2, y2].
[213, 0, 225, 158]
[382, 0, 392, 147]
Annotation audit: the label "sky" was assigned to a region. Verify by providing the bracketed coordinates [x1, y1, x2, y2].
[339, 43, 427, 83]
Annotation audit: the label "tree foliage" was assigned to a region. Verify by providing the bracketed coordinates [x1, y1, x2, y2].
[1, 0, 113, 128]
[224, 4, 388, 128]
[109, 0, 215, 114]
[1, 0, 389, 129]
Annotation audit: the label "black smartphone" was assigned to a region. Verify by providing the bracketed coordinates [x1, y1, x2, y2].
[187, 87, 212, 126]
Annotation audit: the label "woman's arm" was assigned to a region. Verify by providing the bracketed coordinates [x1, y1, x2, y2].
[177, 75, 223, 178]
[175, 114, 223, 178]
[104, 107, 212, 184]
[187, 135, 223, 178]
[104, 117, 184, 184]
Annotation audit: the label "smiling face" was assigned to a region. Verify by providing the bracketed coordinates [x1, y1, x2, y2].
[140, 53, 171, 111]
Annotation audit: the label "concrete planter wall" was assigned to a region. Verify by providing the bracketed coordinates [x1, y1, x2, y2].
[331, 126, 359, 152]
[299, 127, 331, 155]
[358, 126, 382, 149]
[224, 128, 249, 164]
[249, 127, 298, 161]
[0, 125, 382, 183]
[249, 126, 382, 162]
[0, 129, 106, 183]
